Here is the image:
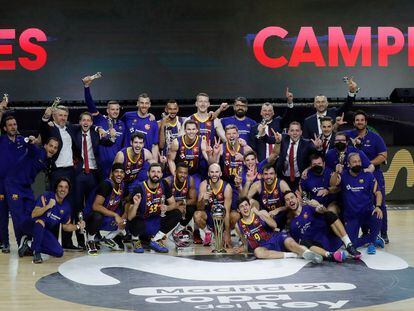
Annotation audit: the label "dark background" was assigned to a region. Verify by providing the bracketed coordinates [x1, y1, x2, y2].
[1, 0, 414, 101]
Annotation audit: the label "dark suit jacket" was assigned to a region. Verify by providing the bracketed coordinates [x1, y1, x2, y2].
[320, 134, 335, 155]
[40, 120, 80, 170]
[72, 127, 101, 174]
[40, 120, 100, 172]
[276, 134, 319, 177]
[248, 106, 298, 162]
[303, 95, 355, 139]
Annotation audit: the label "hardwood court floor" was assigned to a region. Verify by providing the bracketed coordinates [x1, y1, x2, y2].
[1, 209, 414, 311]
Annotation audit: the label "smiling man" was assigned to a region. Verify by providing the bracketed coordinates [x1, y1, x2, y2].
[5, 136, 59, 255]
[221, 97, 257, 142]
[113, 132, 155, 195]
[121, 93, 159, 159]
[83, 163, 128, 255]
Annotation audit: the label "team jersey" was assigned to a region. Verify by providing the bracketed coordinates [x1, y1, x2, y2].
[325, 145, 371, 171]
[258, 179, 284, 212]
[237, 213, 273, 250]
[133, 179, 172, 219]
[220, 143, 244, 184]
[120, 147, 147, 183]
[84, 178, 125, 215]
[346, 129, 387, 187]
[346, 129, 386, 168]
[206, 180, 228, 214]
[289, 204, 342, 252]
[121, 112, 159, 150]
[32, 191, 71, 230]
[289, 204, 327, 243]
[0, 135, 27, 179]
[175, 136, 203, 175]
[159, 116, 186, 154]
[6, 144, 51, 186]
[300, 167, 334, 206]
[190, 113, 216, 145]
[221, 116, 256, 142]
[240, 159, 267, 185]
[84, 87, 126, 170]
[340, 170, 376, 218]
[167, 175, 191, 203]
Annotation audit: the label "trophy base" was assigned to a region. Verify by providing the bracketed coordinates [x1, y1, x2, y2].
[212, 248, 227, 254]
[176, 246, 195, 256]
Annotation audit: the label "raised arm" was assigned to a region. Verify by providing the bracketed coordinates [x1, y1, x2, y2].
[31, 195, 55, 218]
[167, 138, 179, 176]
[336, 76, 358, 116]
[214, 118, 227, 143]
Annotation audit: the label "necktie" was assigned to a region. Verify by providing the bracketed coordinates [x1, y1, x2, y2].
[323, 137, 328, 153]
[289, 141, 295, 182]
[83, 133, 90, 173]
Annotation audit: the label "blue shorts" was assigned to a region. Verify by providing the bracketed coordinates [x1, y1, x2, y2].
[259, 231, 288, 252]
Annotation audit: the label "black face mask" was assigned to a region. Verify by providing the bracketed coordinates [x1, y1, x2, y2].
[351, 165, 362, 174]
[335, 142, 346, 151]
[310, 165, 324, 175]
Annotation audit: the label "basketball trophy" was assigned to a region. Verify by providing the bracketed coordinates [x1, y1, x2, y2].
[343, 76, 361, 93]
[90, 71, 102, 81]
[181, 198, 187, 220]
[339, 151, 346, 165]
[51, 96, 61, 109]
[212, 202, 227, 253]
[256, 119, 267, 139]
[78, 212, 89, 252]
[107, 117, 116, 142]
[160, 195, 166, 217]
[0, 93, 8, 112]
[174, 226, 195, 256]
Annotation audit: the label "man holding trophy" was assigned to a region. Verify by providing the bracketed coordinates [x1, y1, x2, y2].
[194, 163, 232, 249]
[82, 72, 126, 179]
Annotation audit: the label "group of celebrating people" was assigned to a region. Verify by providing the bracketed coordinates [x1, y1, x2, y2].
[0, 74, 389, 264]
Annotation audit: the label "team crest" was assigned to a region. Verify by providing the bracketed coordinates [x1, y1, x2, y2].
[145, 124, 151, 130]
[12, 194, 19, 200]
[359, 179, 364, 183]
[303, 212, 308, 219]
[60, 209, 65, 215]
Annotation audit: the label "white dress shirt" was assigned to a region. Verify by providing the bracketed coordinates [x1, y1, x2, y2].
[283, 139, 300, 178]
[55, 124, 74, 168]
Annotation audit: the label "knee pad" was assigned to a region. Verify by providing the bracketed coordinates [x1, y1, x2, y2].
[324, 211, 338, 226]
[300, 239, 314, 248]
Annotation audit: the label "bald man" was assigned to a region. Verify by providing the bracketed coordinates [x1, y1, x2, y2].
[194, 163, 232, 248]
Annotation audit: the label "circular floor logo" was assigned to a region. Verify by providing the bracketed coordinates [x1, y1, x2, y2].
[36, 251, 414, 310]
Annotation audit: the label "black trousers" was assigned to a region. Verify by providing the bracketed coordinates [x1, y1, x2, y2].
[74, 170, 99, 246]
[179, 204, 196, 227]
